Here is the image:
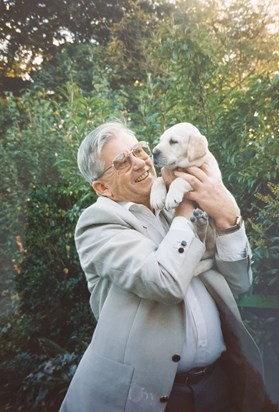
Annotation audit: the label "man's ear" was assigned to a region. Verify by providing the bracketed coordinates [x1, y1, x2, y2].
[187, 134, 208, 162]
[92, 180, 113, 198]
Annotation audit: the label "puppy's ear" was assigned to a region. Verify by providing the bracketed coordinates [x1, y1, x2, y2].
[187, 134, 208, 162]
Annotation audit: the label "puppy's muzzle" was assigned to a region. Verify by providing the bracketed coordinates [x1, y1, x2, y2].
[152, 148, 161, 165]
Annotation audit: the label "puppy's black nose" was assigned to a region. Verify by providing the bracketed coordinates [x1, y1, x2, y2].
[152, 148, 160, 164]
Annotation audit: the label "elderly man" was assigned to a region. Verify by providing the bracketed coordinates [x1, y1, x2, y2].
[60, 121, 267, 412]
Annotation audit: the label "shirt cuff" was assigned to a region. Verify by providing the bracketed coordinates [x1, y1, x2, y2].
[216, 224, 247, 261]
[170, 216, 195, 233]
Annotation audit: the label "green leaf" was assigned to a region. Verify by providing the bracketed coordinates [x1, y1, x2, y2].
[38, 337, 68, 357]
[237, 295, 279, 309]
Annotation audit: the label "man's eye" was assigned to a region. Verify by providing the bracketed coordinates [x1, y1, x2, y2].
[169, 138, 178, 145]
[133, 147, 142, 156]
[114, 157, 129, 170]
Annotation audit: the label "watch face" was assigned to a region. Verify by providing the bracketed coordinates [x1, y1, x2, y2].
[236, 216, 243, 227]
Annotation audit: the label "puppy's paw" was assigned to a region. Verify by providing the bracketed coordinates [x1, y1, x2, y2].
[165, 189, 184, 210]
[190, 208, 208, 227]
[191, 208, 209, 242]
[164, 177, 192, 210]
[150, 177, 167, 210]
[150, 192, 166, 210]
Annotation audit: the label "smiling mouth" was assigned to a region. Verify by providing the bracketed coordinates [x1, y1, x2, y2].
[135, 171, 149, 182]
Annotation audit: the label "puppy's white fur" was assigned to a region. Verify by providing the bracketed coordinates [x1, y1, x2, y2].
[150, 122, 222, 276]
[150, 122, 239, 276]
[150, 122, 221, 210]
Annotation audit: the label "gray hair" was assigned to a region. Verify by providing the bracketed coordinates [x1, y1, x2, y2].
[77, 121, 136, 184]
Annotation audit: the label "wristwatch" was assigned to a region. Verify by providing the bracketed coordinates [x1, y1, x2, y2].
[216, 216, 243, 235]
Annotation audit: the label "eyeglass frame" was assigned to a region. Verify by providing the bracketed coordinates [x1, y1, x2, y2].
[95, 141, 152, 180]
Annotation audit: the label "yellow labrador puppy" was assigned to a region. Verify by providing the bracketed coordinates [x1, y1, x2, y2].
[150, 122, 223, 260]
[150, 122, 221, 211]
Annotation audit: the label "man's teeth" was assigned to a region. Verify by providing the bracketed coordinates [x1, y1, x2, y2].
[136, 171, 149, 182]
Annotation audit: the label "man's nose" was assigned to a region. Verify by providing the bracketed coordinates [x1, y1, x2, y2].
[130, 154, 146, 169]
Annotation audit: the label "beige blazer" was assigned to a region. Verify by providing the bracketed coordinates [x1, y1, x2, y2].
[60, 197, 265, 412]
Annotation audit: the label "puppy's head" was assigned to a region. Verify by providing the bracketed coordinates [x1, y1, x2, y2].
[152, 122, 208, 169]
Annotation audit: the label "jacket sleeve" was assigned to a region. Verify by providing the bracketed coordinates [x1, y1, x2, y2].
[214, 233, 253, 296]
[75, 218, 206, 305]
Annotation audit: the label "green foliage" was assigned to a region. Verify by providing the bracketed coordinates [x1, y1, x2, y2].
[103, 0, 173, 89]
[0, 0, 171, 83]
[0, 90, 63, 263]
[31, 44, 98, 93]
[0, 161, 94, 409]
[0, 0, 278, 409]
[18, 352, 78, 412]
[247, 183, 279, 294]
[0, 0, 125, 77]
[0, 343, 78, 412]
[209, 73, 279, 296]
[15, 184, 94, 347]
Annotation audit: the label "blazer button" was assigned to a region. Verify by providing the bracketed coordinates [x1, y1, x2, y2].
[172, 354, 181, 362]
[181, 240, 187, 246]
[160, 395, 169, 403]
[178, 247, 184, 253]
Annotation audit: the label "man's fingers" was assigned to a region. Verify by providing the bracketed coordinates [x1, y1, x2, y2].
[185, 166, 208, 181]
[200, 163, 210, 173]
[174, 170, 201, 190]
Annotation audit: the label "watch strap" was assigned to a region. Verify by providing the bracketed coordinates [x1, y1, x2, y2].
[216, 216, 243, 235]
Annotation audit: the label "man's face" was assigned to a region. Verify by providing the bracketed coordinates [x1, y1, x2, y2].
[95, 131, 157, 208]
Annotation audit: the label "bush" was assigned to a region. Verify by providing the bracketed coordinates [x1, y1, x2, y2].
[0, 0, 278, 407]
[15, 184, 94, 348]
[0, 183, 95, 411]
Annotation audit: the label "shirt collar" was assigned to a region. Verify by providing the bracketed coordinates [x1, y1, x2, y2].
[120, 201, 163, 217]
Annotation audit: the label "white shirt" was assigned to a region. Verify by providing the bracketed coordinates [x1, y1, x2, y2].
[122, 202, 248, 372]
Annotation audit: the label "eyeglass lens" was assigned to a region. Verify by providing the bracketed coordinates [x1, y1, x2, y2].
[113, 143, 150, 171]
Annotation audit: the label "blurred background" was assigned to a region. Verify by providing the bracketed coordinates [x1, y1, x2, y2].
[0, 0, 278, 410]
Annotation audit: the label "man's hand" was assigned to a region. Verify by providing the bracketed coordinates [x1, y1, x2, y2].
[174, 164, 240, 229]
[161, 167, 195, 219]
[161, 167, 176, 189]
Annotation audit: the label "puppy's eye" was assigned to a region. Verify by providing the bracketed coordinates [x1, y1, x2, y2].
[169, 138, 178, 145]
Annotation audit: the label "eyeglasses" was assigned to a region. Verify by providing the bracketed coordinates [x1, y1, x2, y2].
[96, 141, 151, 180]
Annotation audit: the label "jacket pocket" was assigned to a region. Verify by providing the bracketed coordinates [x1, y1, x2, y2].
[61, 345, 135, 412]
